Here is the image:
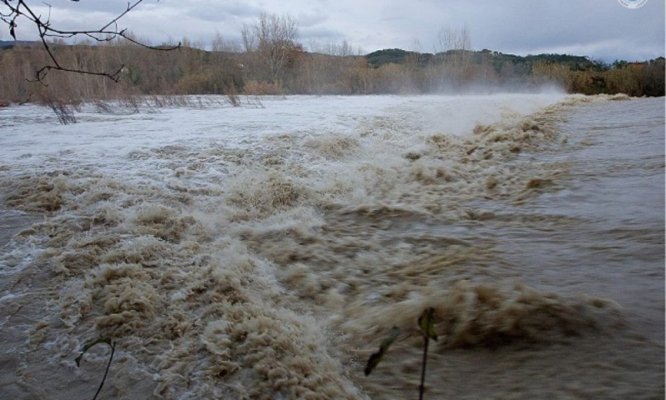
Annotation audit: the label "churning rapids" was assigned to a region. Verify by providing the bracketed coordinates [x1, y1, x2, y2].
[0, 94, 663, 399]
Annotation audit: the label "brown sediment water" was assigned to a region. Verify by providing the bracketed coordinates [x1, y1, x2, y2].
[0, 94, 663, 399]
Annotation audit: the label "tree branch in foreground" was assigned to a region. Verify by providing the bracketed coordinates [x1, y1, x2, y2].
[1, 0, 180, 84]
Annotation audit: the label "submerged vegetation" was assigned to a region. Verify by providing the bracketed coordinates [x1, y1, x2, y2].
[75, 338, 116, 400]
[365, 308, 438, 400]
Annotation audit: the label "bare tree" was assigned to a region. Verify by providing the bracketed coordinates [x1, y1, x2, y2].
[241, 24, 256, 53]
[434, 26, 473, 88]
[211, 31, 239, 53]
[313, 40, 358, 57]
[0, 0, 178, 83]
[436, 26, 471, 53]
[242, 13, 300, 88]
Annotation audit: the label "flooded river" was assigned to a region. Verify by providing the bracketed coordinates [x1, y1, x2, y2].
[0, 94, 663, 399]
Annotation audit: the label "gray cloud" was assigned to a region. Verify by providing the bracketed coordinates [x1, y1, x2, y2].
[297, 11, 328, 28]
[3, 0, 663, 61]
[462, 0, 665, 60]
[184, 1, 263, 22]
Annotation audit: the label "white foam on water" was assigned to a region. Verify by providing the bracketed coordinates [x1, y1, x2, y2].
[0, 93, 661, 400]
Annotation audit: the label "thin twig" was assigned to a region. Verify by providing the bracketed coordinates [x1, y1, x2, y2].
[99, 0, 143, 32]
[419, 334, 429, 400]
[92, 341, 115, 400]
[32, 63, 125, 85]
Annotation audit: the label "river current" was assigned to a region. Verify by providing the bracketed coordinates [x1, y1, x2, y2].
[0, 94, 663, 399]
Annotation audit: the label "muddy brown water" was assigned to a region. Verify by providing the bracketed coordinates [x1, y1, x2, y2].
[0, 95, 663, 399]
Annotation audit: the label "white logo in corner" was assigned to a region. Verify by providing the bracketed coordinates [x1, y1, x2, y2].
[618, 0, 648, 9]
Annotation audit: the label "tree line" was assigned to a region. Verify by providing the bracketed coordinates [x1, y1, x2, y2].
[0, 13, 663, 106]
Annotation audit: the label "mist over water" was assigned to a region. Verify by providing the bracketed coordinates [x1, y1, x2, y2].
[0, 94, 663, 399]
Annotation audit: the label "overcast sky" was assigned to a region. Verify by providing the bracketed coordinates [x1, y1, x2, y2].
[5, 0, 665, 61]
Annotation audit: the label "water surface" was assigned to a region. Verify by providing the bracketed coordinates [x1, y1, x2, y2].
[0, 94, 662, 399]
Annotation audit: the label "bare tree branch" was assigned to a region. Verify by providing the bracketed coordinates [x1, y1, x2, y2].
[0, 0, 180, 84]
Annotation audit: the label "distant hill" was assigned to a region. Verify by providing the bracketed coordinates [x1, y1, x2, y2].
[0, 40, 38, 49]
[365, 48, 601, 71]
[365, 48, 430, 67]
